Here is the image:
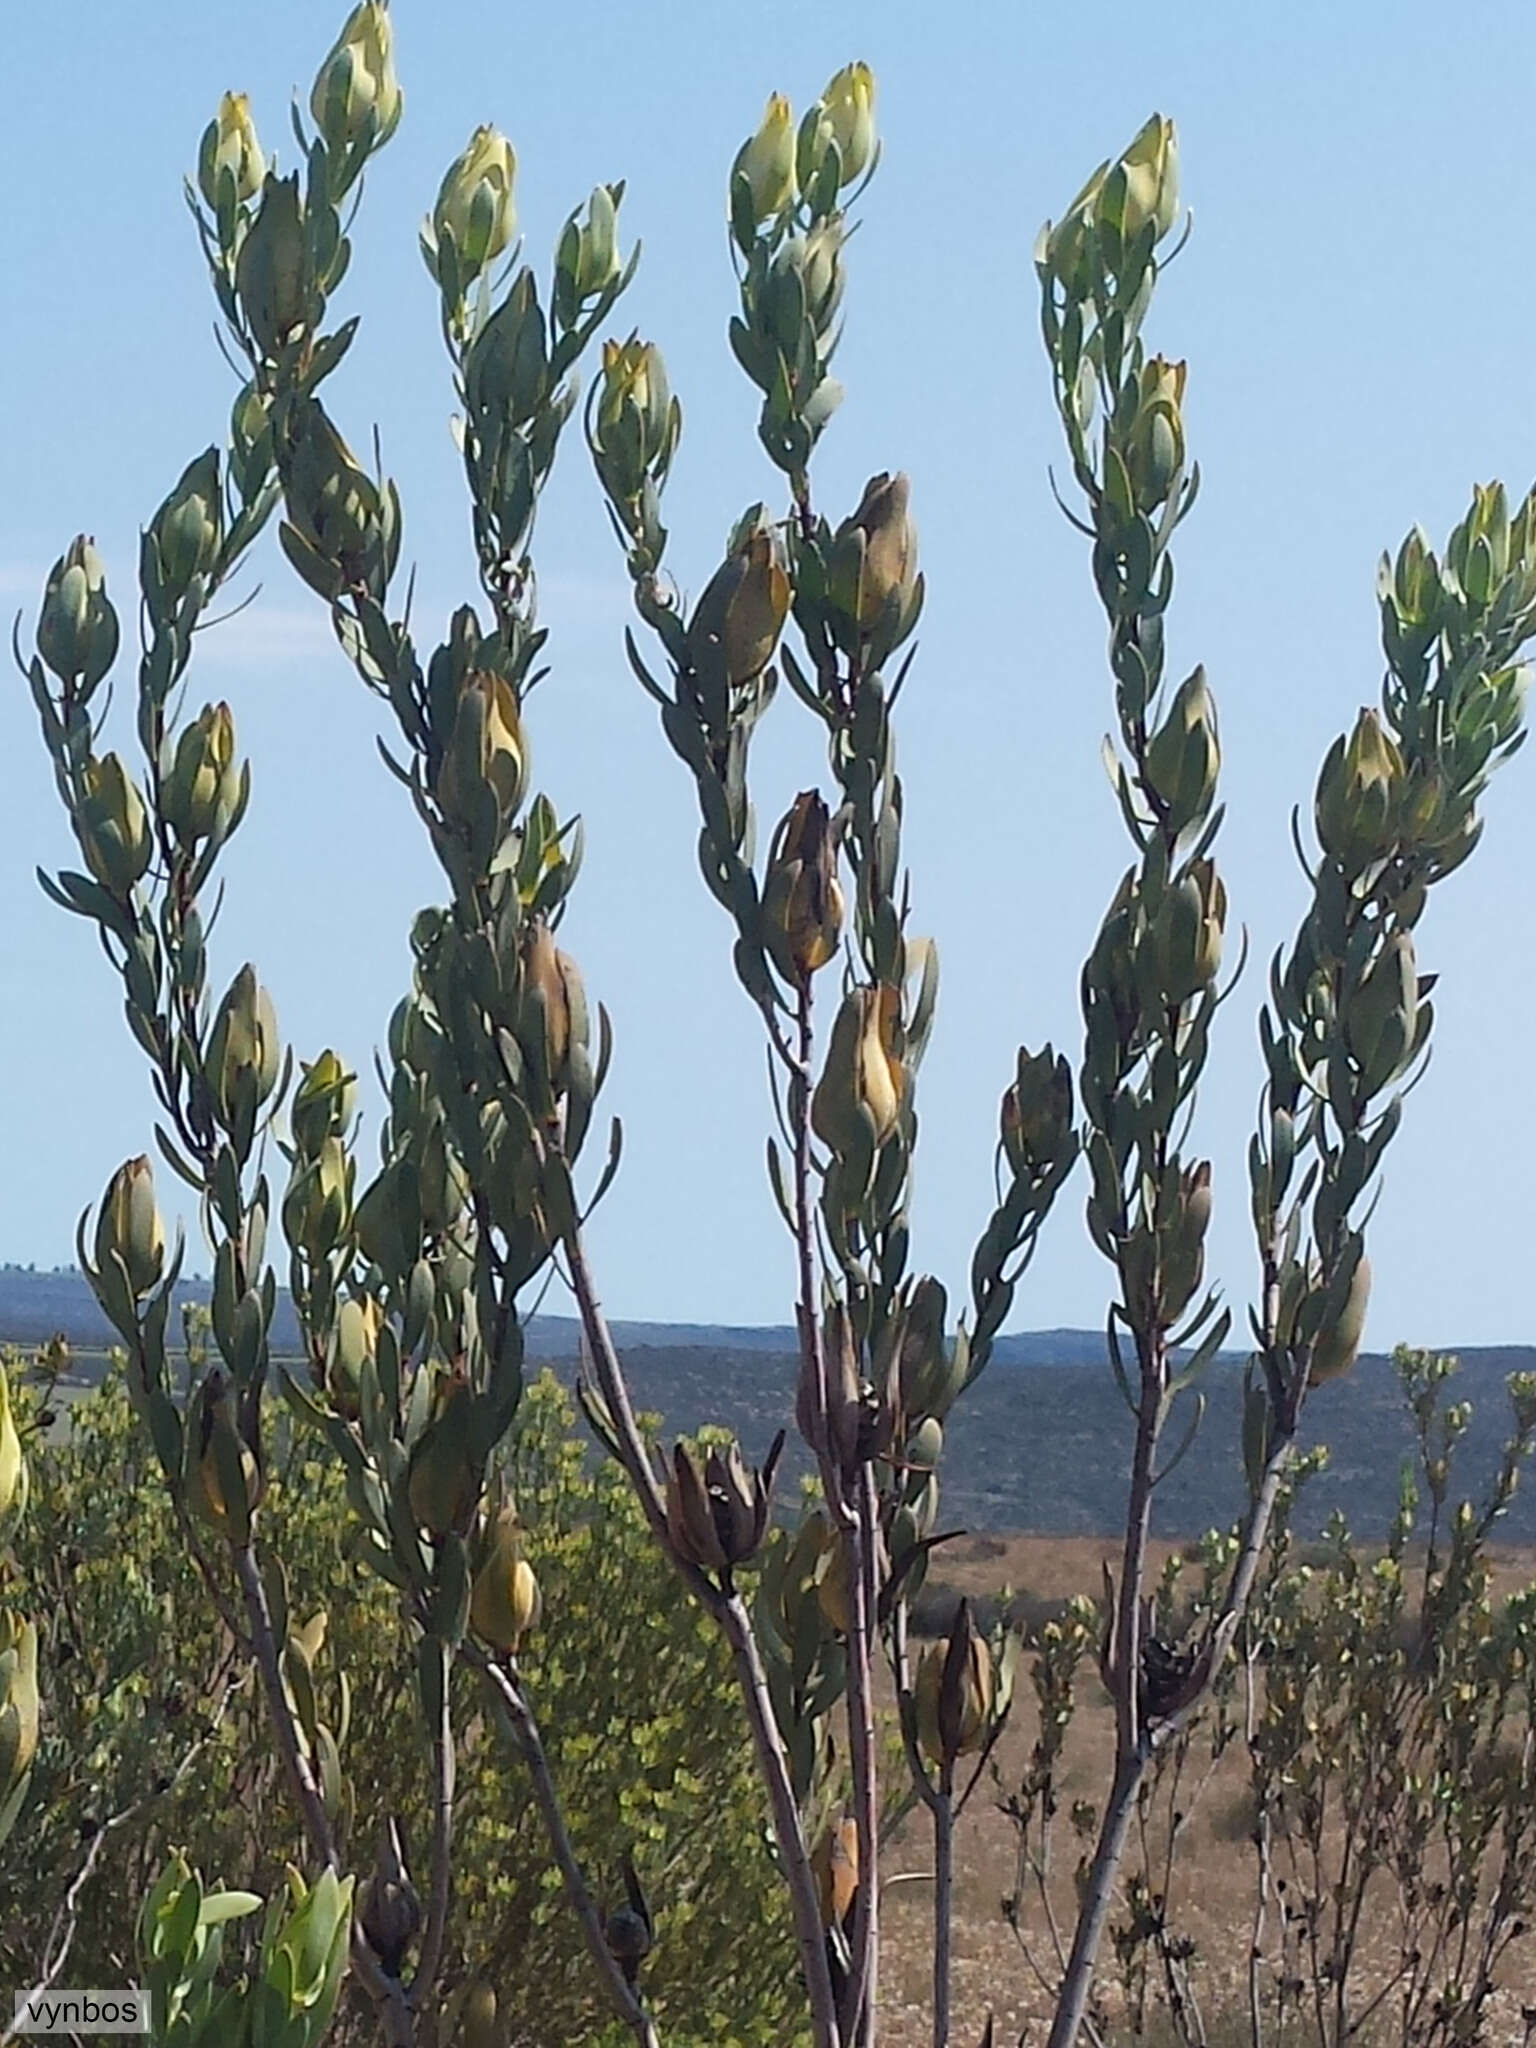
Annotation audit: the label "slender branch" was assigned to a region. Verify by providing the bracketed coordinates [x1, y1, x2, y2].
[411, 1637, 455, 2003]
[231, 1542, 413, 2048]
[932, 1766, 955, 2048]
[841, 1465, 881, 2046]
[0, 1668, 244, 2048]
[467, 1643, 661, 2048]
[563, 1217, 843, 2048]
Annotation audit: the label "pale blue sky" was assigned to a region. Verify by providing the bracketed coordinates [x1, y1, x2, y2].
[2, 2, 1531, 1347]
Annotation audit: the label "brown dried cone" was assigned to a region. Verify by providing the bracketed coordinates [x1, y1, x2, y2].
[604, 1856, 653, 1989]
[811, 1813, 860, 1930]
[185, 1367, 260, 1538]
[358, 1816, 422, 1978]
[915, 1598, 995, 1766]
[663, 1431, 785, 1582]
[762, 790, 845, 984]
[406, 1368, 480, 1538]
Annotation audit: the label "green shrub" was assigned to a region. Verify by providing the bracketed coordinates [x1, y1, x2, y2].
[4, 1361, 803, 2046]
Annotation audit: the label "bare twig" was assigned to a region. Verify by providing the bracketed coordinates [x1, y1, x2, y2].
[411, 1636, 455, 2006]
[0, 1667, 245, 2048]
[563, 1218, 843, 2048]
[466, 1642, 661, 2048]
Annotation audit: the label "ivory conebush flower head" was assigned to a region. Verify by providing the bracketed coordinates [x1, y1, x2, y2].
[819, 62, 876, 185]
[94, 1156, 166, 1300]
[811, 1815, 860, 1930]
[427, 125, 517, 289]
[198, 91, 265, 211]
[325, 1294, 381, 1421]
[78, 753, 152, 897]
[763, 790, 845, 983]
[1147, 857, 1226, 1009]
[0, 1611, 40, 1812]
[147, 448, 223, 603]
[37, 536, 119, 689]
[435, 670, 528, 855]
[1315, 707, 1406, 875]
[1125, 355, 1188, 512]
[1102, 112, 1179, 247]
[310, 1, 402, 189]
[162, 701, 243, 847]
[206, 965, 281, 1139]
[732, 94, 796, 223]
[0, 1365, 27, 1531]
[1145, 667, 1219, 837]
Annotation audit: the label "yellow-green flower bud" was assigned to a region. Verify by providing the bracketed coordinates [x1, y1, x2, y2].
[470, 1506, 542, 1653]
[206, 965, 281, 1140]
[812, 984, 906, 1152]
[78, 753, 152, 897]
[37, 535, 119, 689]
[1102, 113, 1179, 247]
[453, 1981, 501, 2048]
[310, 1, 402, 190]
[406, 1370, 479, 1538]
[731, 94, 796, 223]
[198, 91, 265, 210]
[1000, 1044, 1074, 1181]
[163, 701, 242, 847]
[1147, 859, 1226, 1009]
[686, 527, 792, 695]
[429, 126, 517, 287]
[1144, 666, 1218, 836]
[291, 1050, 358, 1156]
[829, 472, 919, 636]
[95, 1156, 166, 1300]
[1308, 1255, 1372, 1387]
[0, 1365, 28, 1532]
[1343, 929, 1419, 1096]
[819, 63, 875, 186]
[763, 790, 844, 983]
[148, 448, 223, 602]
[0, 1611, 40, 1808]
[435, 671, 528, 853]
[1125, 355, 1187, 512]
[1315, 708, 1406, 876]
[235, 172, 308, 357]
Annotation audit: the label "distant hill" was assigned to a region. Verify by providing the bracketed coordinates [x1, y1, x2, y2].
[5, 1266, 1532, 1543]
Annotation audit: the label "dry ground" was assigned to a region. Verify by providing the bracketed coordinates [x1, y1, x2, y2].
[874, 1535, 1536, 2048]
